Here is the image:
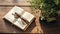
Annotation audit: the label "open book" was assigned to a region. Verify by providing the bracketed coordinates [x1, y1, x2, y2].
[3, 6, 35, 31]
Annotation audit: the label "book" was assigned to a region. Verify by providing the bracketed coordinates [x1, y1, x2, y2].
[3, 6, 35, 31]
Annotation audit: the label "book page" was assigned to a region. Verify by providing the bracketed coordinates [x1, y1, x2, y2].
[3, 6, 24, 23]
[13, 18, 27, 30]
[21, 12, 35, 23]
[15, 6, 25, 16]
[4, 10, 16, 23]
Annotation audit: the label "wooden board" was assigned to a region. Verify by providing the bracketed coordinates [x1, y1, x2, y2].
[0, 0, 60, 34]
[0, 0, 31, 7]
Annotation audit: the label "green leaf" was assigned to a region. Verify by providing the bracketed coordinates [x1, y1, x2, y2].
[30, 0, 60, 22]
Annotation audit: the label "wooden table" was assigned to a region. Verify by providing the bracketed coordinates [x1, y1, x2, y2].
[0, 0, 60, 34]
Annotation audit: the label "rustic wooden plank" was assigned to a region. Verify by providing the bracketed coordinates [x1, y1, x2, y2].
[0, 0, 31, 6]
[0, 5, 31, 7]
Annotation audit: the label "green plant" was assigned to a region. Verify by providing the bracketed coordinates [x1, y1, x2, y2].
[30, 0, 60, 22]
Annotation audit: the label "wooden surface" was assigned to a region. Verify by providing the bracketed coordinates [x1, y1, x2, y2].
[0, 0, 60, 34]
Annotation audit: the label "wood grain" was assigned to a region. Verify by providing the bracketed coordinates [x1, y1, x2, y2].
[0, 0, 31, 7]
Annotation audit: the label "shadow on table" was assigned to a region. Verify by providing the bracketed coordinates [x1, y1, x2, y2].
[3, 18, 36, 33]
[39, 16, 60, 34]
